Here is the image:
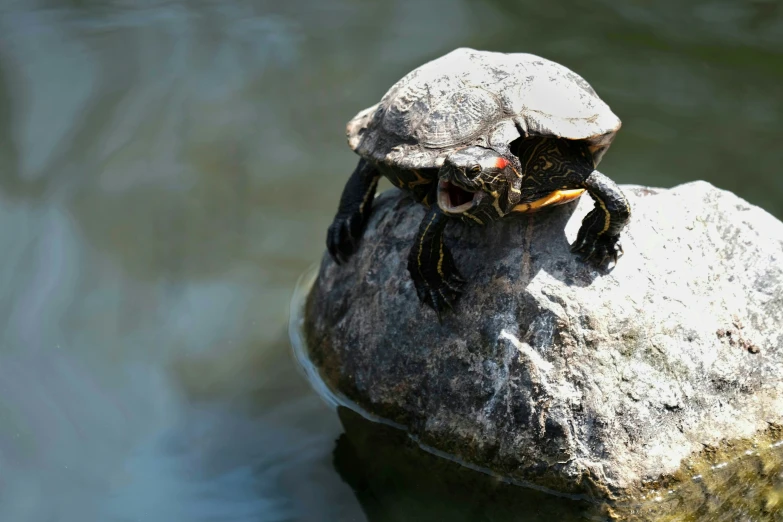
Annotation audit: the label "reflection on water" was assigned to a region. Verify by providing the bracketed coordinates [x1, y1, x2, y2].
[0, 0, 780, 520]
[333, 406, 596, 522]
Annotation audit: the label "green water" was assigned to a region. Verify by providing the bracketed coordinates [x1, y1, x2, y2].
[0, 1, 780, 521]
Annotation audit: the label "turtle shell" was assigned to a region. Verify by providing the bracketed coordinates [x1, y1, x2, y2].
[346, 48, 621, 170]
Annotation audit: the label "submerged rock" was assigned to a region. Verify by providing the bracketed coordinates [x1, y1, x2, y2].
[304, 180, 783, 499]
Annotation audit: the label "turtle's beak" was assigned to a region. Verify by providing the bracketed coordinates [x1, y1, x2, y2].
[437, 180, 482, 214]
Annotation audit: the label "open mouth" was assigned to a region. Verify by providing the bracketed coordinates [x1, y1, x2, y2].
[437, 180, 478, 214]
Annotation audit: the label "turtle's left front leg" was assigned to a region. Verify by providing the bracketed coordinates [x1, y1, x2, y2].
[571, 170, 631, 267]
[327, 158, 380, 264]
[407, 205, 465, 320]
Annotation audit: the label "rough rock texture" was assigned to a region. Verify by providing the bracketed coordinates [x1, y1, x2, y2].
[305, 181, 783, 498]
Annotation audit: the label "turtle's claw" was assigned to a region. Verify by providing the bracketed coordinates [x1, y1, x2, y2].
[428, 289, 456, 323]
[410, 261, 465, 320]
[451, 272, 467, 284]
[571, 234, 623, 270]
[327, 211, 366, 265]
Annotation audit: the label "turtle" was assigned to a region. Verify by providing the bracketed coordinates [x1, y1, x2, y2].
[326, 47, 631, 317]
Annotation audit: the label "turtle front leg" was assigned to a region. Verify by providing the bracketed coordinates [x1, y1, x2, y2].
[571, 170, 631, 268]
[407, 205, 465, 320]
[327, 158, 380, 264]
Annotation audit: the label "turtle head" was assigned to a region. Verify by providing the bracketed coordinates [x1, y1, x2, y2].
[437, 146, 522, 220]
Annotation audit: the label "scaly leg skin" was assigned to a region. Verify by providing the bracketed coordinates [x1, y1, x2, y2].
[571, 170, 631, 268]
[327, 159, 380, 264]
[407, 205, 465, 321]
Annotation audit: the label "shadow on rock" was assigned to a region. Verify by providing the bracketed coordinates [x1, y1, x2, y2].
[454, 197, 603, 290]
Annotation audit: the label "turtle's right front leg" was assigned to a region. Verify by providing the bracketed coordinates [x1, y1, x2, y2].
[407, 205, 465, 320]
[327, 158, 380, 264]
[570, 170, 631, 267]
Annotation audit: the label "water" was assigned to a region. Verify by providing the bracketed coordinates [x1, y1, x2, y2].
[0, 1, 780, 521]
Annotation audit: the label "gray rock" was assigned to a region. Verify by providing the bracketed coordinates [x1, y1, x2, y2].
[304, 181, 783, 498]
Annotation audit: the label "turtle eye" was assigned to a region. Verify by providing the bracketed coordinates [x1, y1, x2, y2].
[469, 164, 481, 176]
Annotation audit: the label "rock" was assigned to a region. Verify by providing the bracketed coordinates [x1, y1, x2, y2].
[303, 180, 783, 499]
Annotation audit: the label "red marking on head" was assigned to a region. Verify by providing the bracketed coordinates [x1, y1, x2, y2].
[495, 157, 509, 169]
